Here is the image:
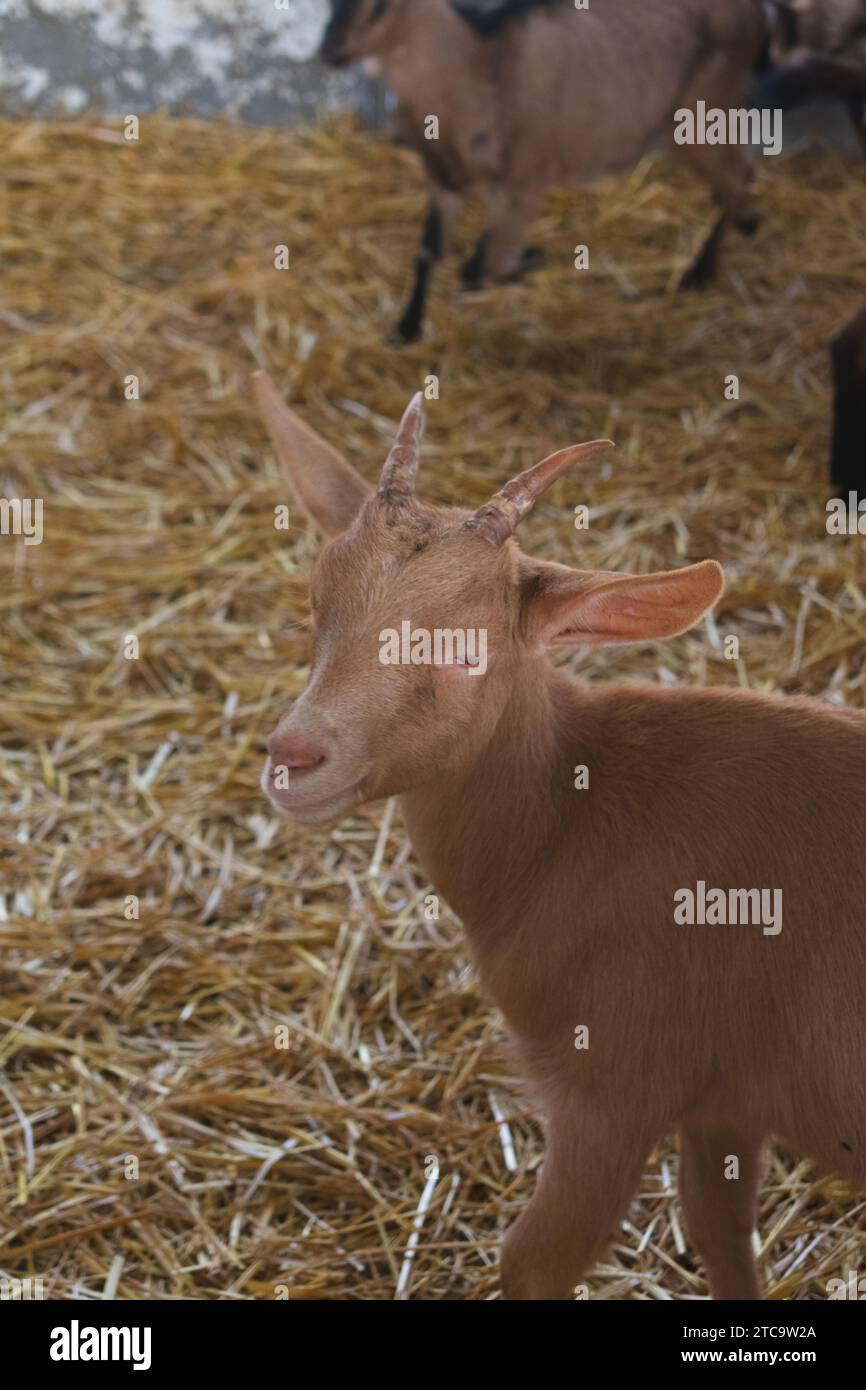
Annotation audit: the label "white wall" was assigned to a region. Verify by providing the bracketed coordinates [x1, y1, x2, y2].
[0, 0, 364, 121]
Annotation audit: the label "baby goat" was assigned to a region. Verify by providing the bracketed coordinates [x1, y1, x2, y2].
[254, 373, 866, 1300]
[319, 0, 766, 341]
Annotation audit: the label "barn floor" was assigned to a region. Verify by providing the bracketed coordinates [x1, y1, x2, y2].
[1, 113, 865, 1300]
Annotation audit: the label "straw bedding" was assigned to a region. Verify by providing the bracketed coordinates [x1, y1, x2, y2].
[0, 113, 864, 1300]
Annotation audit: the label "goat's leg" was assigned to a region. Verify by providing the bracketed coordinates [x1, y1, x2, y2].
[462, 236, 545, 290]
[847, 98, 866, 159]
[500, 1110, 652, 1300]
[671, 50, 760, 289]
[830, 298, 866, 494]
[393, 189, 460, 344]
[679, 1124, 764, 1300]
[676, 151, 757, 290]
[679, 210, 730, 291]
[461, 186, 544, 290]
[675, 141, 758, 289]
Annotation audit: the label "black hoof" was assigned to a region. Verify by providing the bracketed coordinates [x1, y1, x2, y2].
[517, 245, 546, 274]
[461, 230, 490, 290]
[460, 255, 485, 290]
[679, 252, 717, 291]
[679, 265, 710, 291]
[494, 245, 547, 284]
[736, 212, 760, 238]
[680, 216, 724, 290]
[389, 314, 422, 345]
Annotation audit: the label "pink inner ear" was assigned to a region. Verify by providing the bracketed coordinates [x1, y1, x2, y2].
[543, 563, 723, 647]
[549, 628, 615, 646]
[548, 590, 646, 644]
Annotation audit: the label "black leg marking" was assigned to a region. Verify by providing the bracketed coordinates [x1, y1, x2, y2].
[517, 245, 545, 274]
[679, 214, 726, 291]
[392, 200, 443, 344]
[461, 231, 489, 290]
[490, 244, 548, 284]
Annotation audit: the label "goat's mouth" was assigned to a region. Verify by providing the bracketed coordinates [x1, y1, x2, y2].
[261, 758, 363, 823]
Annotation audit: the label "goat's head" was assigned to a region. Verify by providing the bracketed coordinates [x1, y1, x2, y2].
[319, 0, 408, 67]
[254, 373, 723, 823]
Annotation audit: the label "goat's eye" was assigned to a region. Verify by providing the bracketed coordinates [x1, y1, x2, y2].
[433, 654, 481, 671]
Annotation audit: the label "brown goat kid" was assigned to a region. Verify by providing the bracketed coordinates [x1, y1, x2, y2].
[255, 373, 866, 1300]
[320, 0, 767, 340]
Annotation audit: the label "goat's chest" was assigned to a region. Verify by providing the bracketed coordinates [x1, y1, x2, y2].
[392, 85, 502, 190]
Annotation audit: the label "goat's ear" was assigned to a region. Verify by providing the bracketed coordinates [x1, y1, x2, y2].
[520, 558, 724, 647]
[253, 372, 372, 537]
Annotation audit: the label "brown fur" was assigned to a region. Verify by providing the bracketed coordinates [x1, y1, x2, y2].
[254, 373, 866, 1300]
[321, 0, 767, 338]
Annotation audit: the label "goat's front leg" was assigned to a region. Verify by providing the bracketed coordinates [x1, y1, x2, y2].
[671, 46, 760, 289]
[461, 186, 544, 290]
[678, 1124, 764, 1300]
[500, 1108, 652, 1300]
[393, 188, 460, 344]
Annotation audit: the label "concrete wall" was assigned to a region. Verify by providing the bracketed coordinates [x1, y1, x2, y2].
[0, 0, 373, 122]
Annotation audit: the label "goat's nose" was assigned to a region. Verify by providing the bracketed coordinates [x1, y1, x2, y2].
[266, 730, 327, 772]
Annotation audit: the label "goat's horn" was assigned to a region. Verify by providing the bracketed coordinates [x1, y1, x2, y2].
[463, 438, 615, 545]
[378, 392, 424, 503]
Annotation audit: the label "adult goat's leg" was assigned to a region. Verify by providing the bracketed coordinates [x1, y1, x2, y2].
[461, 186, 544, 290]
[393, 188, 460, 344]
[672, 48, 759, 289]
[676, 141, 757, 289]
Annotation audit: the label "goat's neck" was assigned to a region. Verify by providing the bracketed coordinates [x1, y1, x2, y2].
[380, 0, 491, 108]
[400, 661, 584, 945]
